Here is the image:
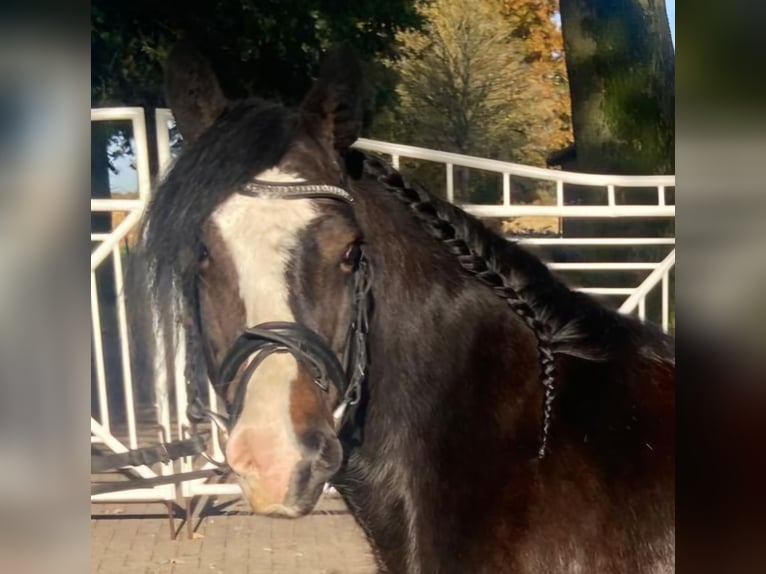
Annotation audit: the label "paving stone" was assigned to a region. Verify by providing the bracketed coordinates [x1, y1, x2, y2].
[91, 495, 377, 573]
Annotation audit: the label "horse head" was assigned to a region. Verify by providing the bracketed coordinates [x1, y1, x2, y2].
[147, 43, 366, 516]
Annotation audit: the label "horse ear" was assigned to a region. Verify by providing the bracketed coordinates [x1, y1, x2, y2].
[164, 42, 228, 143]
[300, 46, 363, 151]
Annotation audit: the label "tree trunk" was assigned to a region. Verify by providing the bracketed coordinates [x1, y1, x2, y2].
[559, 0, 675, 175]
[557, 0, 675, 301]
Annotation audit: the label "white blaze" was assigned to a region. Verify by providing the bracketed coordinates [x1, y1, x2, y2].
[210, 171, 318, 509]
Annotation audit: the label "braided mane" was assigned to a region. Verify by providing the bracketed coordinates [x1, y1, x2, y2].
[351, 151, 672, 358]
[348, 150, 673, 456]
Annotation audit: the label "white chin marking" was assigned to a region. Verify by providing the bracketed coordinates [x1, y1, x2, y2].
[254, 167, 306, 183]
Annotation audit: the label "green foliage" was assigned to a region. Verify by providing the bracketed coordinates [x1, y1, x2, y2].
[92, 0, 423, 109]
[91, 0, 424, 184]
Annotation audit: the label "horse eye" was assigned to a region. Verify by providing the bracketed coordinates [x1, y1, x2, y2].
[198, 244, 210, 270]
[341, 242, 362, 271]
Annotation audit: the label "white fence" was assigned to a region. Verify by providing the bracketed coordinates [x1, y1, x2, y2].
[91, 108, 675, 503]
[91, 108, 176, 502]
[351, 137, 675, 326]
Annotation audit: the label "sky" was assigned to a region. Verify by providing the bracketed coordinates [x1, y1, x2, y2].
[667, 0, 675, 46]
[108, 1, 676, 193]
[107, 138, 138, 194]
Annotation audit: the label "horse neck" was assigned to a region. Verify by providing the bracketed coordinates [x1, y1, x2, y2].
[352, 187, 545, 439]
[335, 207, 544, 569]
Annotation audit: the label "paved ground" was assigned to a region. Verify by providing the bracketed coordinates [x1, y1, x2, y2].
[91, 494, 377, 574]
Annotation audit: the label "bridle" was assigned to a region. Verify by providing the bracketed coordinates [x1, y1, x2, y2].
[183, 171, 556, 463]
[94, 179, 370, 495]
[186, 178, 373, 441]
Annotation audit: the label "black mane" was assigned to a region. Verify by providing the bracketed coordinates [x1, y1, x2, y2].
[347, 150, 674, 365]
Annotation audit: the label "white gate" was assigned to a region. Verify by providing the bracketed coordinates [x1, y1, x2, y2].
[91, 108, 178, 503]
[91, 108, 675, 504]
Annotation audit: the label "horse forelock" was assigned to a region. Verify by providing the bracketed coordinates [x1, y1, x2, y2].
[139, 99, 298, 297]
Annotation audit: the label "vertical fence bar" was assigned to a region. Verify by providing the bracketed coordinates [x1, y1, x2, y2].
[112, 245, 138, 449]
[607, 185, 616, 207]
[173, 315, 188, 446]
[555, 180, 564, 236]
[132, 111, 152, 204]
[502, 173, 511, 206]
[638, 298, 646, 321]
[171, 294, 193, 498]
[173, 302, 189, 502]
[391, 154, 400, 169]
[155, 109, 172, 178]
[208, 382, 225, 461]
[662, 271, 670, 332]
[151, 298, 175, 479]
[658, 185, 666, 206]
[91, 272, 110, 430]
[446, 163, 454, 203]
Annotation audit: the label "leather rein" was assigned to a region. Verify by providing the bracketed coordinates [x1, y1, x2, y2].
[186, 179, 372, 440]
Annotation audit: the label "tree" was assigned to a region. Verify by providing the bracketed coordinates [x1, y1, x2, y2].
[498, 0, 573, 160]
[92, 0, 423, 106]
[557, 0, 674, 175]
[387, 0, 570, 164]
[392, 0, 522, 157]
[90, 0, 423, 288]
[92, 0, 423, 180]
[555, 0, 675, 305]
[370, 0, 572, 204]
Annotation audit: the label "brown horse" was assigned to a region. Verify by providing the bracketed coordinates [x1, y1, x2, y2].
[137, 45, 675, 573]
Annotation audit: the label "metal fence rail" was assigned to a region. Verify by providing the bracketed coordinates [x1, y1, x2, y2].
[91, 107, 676, 503]
[91, 108, 176, 502]
[353, 138, 675, 215]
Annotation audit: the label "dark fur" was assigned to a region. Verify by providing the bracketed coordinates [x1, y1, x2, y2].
[325, 161, 675, 573]
[135, 46, 675, 573]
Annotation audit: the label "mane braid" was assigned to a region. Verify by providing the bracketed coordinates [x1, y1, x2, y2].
[365, 161, 558, 458]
